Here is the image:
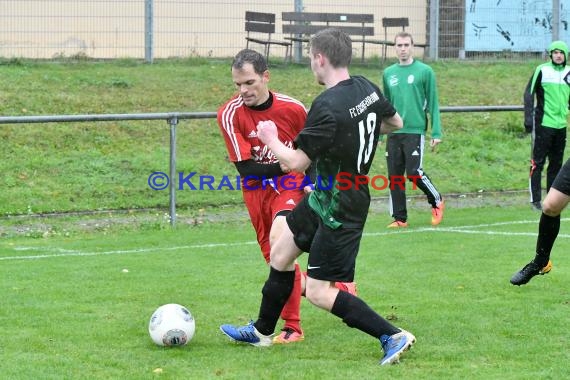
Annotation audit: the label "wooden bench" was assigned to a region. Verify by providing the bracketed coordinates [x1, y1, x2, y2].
[365, 17, 429, 65]
[244, 11, 292, 61]
[282, 12, 374, 63]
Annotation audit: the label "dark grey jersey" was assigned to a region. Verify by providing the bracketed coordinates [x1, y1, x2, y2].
[295, 75, 397, 228]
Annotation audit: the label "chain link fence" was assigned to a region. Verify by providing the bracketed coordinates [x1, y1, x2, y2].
[0, 1, 567, 61]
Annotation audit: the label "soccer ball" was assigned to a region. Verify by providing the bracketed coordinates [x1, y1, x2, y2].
[148, 303, 195, 347]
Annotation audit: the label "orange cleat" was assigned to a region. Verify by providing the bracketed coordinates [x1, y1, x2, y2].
[272, 328, 305, 344]
[431, 200, 445, 226]
[387, 220, 408, 228]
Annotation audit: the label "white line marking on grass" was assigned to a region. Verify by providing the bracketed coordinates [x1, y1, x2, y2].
[419, 228, 570, 238]
[4, 218, 570, 262]
[13, 247, 82, 253]
[444, 217, 570, 230]
[0, 241, 258, 261]
[364, 218, 570, 238]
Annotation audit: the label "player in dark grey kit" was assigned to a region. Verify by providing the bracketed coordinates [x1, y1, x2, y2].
[220, 28, 416, 366]
[510, 157, 570, 285]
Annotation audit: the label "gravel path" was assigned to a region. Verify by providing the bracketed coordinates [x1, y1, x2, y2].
[0, 190, 531, 237]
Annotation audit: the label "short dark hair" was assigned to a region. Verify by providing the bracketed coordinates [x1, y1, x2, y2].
[394, 31, 414, 45]
[309, 28, 352, 68]
[231, 49, 268, 74]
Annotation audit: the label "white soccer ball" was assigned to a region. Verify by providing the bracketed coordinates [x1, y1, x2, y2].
[148, 303, 195, 347]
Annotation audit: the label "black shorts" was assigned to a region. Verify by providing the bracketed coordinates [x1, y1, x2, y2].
[552, 158, 570, 195]
[286, 196, 362, 283]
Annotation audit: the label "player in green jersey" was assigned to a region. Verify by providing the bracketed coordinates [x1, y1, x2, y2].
[382, 32, 444, 227]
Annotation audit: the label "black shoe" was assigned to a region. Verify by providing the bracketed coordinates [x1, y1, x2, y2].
[510, 260, 552, 286]
[531, 201, 542, 211]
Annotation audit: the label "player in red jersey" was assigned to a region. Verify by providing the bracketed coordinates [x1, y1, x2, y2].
[217, 49, 356, 344]
[218, 49, 356, 343]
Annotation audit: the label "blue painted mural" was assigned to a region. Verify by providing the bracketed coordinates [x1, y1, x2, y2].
[465, 0, 569, 52]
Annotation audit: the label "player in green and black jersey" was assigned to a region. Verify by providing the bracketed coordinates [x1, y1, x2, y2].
[524, 40, 570, 211]
[221, 28, 416, 366]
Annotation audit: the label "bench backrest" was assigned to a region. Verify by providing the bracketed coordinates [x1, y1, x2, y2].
[382, 17, 408, 41]
[245, 11, 276, 34]
[382, 17, 409, 29]
[282, 12, 374, 37]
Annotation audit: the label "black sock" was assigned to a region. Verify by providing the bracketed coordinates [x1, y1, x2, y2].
[254, 266, 295, 336]
[534, 213, 560, 267]
[330, 290, 399, 338]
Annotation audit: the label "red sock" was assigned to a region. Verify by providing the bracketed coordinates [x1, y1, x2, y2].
[334, 282, 348, 292]
[280, 263, 302, 334]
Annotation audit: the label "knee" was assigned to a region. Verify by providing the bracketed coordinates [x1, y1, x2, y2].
[542, 200, 562, 216]
[269, 247, 297, 271]
[304, 285, 326, 308]
[304, 291, 322, 308]
[269, 249, 287, 270]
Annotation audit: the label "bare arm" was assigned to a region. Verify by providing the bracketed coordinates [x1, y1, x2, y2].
[380, 112, 403, 134]
[256, 121, 312, 173]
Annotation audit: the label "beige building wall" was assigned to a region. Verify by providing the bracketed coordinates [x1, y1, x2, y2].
[0, 1, 428, 59]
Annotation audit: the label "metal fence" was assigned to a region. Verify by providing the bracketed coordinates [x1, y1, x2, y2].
[0, 1, 567, 62]
[0, 105, 523, 225]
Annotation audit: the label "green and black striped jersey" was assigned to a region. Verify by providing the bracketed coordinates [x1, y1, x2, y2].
[294, 75, 396, 229]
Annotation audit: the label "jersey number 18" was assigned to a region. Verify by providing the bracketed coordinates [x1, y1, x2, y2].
[356, 112, 377, 173]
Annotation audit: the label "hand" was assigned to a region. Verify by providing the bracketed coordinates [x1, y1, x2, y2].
[303, 184, 314, 194]
[256, 120, 278, 144]
[430, 138, 442, 152]
[279, 162, 291, 173]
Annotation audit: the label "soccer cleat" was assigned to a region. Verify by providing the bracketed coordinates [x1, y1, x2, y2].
[541, 260, 553, 274]
[272, 328, 305, 344]
[380, 329, 416, 365]
[510, 260, 553, 286]
[387, 220, 408, 228]
[431, 200, 445, 226]
[219, 321, 273, 347]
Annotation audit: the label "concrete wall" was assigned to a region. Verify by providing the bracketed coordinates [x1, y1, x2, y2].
[0, 1, 428, 59]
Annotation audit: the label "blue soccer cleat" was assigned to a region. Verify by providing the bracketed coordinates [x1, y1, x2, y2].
[510, 260, 552, 286]
[220, 320, 273, 347]
[380, 329, 416, 365]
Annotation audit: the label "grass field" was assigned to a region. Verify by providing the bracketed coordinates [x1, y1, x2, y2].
[2, 56, 570, 379]
[2, 203, 570, 379]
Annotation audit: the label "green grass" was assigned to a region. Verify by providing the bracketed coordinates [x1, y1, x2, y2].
[2, 57, 569, 378]
[2, 205, 570, 379]
[0, 57, 562, 216]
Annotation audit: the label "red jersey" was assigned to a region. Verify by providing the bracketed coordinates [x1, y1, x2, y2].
[217, 91, 308, 261]
[217, 91, 307, 164]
